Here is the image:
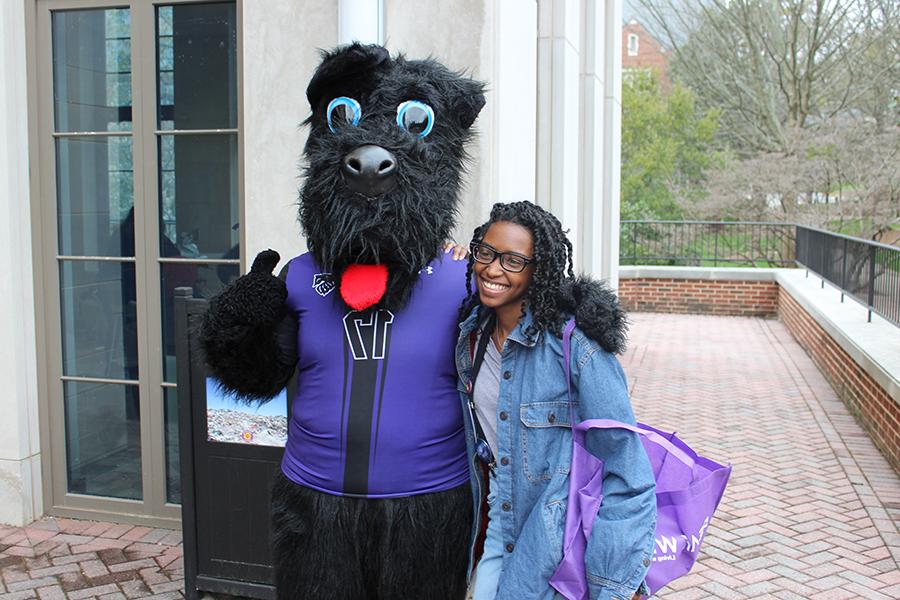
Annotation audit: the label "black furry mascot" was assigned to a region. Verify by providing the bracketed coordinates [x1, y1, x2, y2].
[200, 44, 486, 599]
[200, 43, 629, 600]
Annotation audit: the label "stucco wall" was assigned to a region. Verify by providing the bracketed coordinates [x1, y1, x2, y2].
[241, 0, 339, 270]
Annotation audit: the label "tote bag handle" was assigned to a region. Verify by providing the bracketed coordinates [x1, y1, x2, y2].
[562, 320, 697, 471]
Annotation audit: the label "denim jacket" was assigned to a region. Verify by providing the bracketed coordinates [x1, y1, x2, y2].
[457, 307, 657, 600]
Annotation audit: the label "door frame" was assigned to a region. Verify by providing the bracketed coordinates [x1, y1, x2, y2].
[25, 0, 245, 527]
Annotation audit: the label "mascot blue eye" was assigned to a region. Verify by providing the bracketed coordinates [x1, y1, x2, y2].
[396, 100, 434, 137]
[326, 97, 362, 133]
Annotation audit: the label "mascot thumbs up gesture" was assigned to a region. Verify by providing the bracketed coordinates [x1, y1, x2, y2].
[200, 44, 485, 599]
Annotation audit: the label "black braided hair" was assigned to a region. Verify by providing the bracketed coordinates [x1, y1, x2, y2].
[460, 201, 575, 337]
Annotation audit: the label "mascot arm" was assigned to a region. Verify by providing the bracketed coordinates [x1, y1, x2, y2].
[199, 249, 298, 402]
[558, 276, 628, 355]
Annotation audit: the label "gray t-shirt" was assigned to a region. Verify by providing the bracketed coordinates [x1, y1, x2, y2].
[473, 332, 503, 458]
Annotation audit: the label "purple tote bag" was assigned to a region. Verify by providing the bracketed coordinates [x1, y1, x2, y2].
[549, 321, 731, 599]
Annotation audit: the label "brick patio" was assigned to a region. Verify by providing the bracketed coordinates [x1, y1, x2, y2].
[625, 313, 900, 599]
[2, 312, 898, 599]
[0, 521, 183, 600]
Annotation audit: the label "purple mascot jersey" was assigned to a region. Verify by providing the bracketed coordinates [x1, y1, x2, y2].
[281, 251, 469, 498]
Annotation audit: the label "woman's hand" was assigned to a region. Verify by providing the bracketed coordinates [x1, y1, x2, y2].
[443, 240, 469, 261]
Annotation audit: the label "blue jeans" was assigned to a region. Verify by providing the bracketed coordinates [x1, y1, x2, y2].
[472, 473, 504, 600]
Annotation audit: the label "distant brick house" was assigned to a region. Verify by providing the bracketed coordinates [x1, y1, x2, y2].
[622, 18, 670, 92]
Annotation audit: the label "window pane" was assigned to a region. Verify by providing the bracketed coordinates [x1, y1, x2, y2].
[158, 134, 239, 259]
[161, 262, 239, 382]
[56, 137, 134, 257]
[65, 381, 141, 500]
[52, 9, 132, 132]
[157, 3, 237, 129]
[60, 260, 138, 380]
[164, 387, 180, 504]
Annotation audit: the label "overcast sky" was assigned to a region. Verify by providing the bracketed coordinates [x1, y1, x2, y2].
[623, 0, 641, 21]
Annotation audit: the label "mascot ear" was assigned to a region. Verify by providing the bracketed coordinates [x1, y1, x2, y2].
[452, 78, 486, 130]
[306, 43, 391, 113]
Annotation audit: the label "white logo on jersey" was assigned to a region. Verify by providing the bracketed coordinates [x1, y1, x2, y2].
[312, 273, 335, 297]
[343, 309, 395, 360]
[418, 265, 434, 276]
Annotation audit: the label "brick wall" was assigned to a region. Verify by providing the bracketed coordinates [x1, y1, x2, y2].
[618, 278, 779, 317]
[778, 289, 900, 472]
[622, 21, 670, 91]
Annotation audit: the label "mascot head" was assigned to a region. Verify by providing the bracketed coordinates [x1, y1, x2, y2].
[300, 43, 485, 310]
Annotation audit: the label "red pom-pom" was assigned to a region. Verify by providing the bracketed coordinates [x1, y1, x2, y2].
[340, 264, 389, 310]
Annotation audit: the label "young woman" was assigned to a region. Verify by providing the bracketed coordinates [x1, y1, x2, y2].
[457, 202, 656, 600]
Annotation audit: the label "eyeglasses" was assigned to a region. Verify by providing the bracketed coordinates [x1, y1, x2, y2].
[470, 242, 534, 273]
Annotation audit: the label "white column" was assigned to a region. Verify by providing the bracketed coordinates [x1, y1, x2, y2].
[0, 0, 43, 526]
[579, 0, 622, 286]
[339, 0, 383, 45]
[491, 0, 537, 210]
[536, 0, 582, 268]
[600, 0, 623, 288]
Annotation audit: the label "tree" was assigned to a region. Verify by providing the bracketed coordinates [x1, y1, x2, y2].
[636, 0, 896, 154]
[621, 71, 721, 220]
[852, 0, 900, 131]
[696, 121, 899, 239]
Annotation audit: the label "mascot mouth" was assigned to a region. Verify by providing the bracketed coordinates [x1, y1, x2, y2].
[341, 144, 398, 197]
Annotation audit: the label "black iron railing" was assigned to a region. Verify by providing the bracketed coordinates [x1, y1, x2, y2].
[620, 221, 796, 267]
[796, 226, 900, 326]
[619, 220, 900, 327]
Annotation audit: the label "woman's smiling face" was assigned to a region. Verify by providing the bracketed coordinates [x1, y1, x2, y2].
[474, 221, 535, 312]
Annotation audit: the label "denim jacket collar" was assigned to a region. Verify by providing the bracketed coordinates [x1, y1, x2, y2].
[458, 305, 541, 348]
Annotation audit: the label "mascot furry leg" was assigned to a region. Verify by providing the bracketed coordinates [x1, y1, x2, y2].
[200, 44, 485, 599]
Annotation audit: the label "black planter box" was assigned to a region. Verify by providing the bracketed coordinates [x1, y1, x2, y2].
[175, 288, 294, 599]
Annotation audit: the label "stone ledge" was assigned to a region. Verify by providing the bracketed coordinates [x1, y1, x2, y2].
[619, 265, 780, 281]
[773, 268, 899, 406]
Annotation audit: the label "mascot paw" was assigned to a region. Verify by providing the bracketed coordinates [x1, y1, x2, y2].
[251, 249, 281, 275]
[207, 252, 287, 327]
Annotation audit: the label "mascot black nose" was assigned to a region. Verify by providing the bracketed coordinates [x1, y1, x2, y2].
[341, 145, 398, 197]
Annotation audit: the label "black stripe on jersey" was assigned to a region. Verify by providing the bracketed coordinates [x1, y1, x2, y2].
[341, 309, 393, 495]
[339, 338, 349, 468]
[370, 322, 393, 465]
[342, 357, 379, 494]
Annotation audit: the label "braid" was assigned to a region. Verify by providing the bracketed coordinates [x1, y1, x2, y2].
[459, 222, 488, 321]
[458, 201, 575, 337]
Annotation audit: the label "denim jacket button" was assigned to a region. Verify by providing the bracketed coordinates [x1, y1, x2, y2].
[548, 413, 556, 423]
[643, 558, 651, 566]
[499, 411, 508, 421]
[501, 502, 511, 511]
[502, 370, 511, 380]
[500, 456, 509, 466]
[505, 543, 514, 553]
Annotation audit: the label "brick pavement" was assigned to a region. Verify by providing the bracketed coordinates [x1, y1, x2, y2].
[2, 312, 898, 599]
[624, 313, 900, 599]
[0, 520, 183, 600]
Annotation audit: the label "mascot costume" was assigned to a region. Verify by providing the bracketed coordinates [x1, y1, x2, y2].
[200, 44, 486, 599]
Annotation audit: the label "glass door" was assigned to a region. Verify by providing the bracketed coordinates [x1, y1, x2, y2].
[37, 0, 240, 524]
[154, 1, 240, 505]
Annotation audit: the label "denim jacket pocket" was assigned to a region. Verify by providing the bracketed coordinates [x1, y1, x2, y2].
[541, 498, 567, 565]
[519, 401, 573, 482]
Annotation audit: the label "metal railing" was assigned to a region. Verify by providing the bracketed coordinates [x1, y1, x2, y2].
[620, 221, 796, 267]
[796, 226, 900, 326]
[619, 220, 900, 327]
